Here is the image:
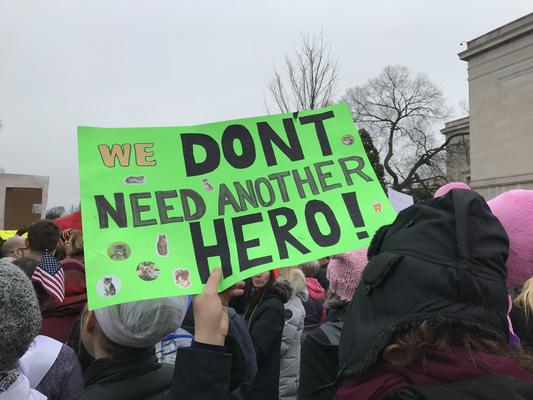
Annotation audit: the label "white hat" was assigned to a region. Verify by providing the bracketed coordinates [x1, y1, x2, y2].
[94, 296, 189, 348]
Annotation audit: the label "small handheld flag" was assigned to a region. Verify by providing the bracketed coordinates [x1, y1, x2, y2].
[32, 250, 65, 303]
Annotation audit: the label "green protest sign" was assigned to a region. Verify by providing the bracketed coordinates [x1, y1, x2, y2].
[78, 103, 396, 310]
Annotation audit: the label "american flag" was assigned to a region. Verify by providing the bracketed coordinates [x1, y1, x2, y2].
[32, 250, 65, 303]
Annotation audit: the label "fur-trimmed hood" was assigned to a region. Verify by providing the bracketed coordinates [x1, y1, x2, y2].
[269, 280, 292, 304]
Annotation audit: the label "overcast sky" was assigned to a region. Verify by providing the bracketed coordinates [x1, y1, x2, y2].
[1, 0, 532, 209]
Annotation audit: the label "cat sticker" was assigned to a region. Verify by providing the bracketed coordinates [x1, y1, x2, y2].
[108, 242, 131, 261]
[104, 277, 116, 296]
[124, 175, 146, 185]
[156, 234, 168, 257]
[342, 135, 355, 145]
[97, 275, 121, 298]
[173, 269, 191, 289]
[137, 261, 160, 281]
[202, 178, 214, 192]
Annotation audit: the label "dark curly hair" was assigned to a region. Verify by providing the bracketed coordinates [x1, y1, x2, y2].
[383, 320, 533, 374]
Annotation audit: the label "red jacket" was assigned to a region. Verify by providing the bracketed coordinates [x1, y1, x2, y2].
[306, 278, 325, 301]
[40, 258, 86, 343]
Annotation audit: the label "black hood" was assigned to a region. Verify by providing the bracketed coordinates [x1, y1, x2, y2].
[339, 189, 510, 377]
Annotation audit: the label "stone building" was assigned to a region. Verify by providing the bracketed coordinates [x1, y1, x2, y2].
[444, 13, 533, 199]
[441, 116, 470, 184]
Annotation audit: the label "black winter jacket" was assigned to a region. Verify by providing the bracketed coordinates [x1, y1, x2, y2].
[298, 320, 343, 400]
[169, 347, 232, 400]
[181, 306, 257, 398]
[80, 349, 172, 400]
[244, 286, 288, 400]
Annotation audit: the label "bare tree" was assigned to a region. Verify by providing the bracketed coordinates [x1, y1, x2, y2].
[268, 33, 339, 113]
[345, 65, 464, 194]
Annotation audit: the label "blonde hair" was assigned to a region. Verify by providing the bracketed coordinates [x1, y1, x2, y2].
[279, 267, 306, 296]
[68, 230, 84, 256]
[515, 277, 533, 319]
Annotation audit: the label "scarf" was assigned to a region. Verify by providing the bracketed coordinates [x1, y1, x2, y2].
[335, 347, 533, 400]
[0, 371, 18, 394]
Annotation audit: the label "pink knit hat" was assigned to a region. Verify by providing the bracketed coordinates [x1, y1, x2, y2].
[327, 248, 368, 302]
[488, 190, 533, 288]
[434, 182, 471, 198]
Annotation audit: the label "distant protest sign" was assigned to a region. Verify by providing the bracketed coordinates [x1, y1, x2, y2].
[388, 188, 414, 213]
[78, 103, 396, 309]
[0, 230, 19, 240]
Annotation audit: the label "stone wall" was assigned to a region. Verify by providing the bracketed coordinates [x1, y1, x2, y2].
[459, 13, 533, 199]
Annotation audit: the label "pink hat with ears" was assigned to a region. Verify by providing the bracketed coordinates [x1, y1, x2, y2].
[488, 190, 533, 288]
[434, 182, 471, 198]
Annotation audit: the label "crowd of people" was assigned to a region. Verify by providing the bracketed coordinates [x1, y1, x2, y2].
[1, 184, 533, 399]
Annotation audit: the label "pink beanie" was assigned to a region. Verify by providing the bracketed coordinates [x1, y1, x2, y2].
[327, 248, 368, 302]
[434, 182, 471, 198]
[488, 190, 533, 288]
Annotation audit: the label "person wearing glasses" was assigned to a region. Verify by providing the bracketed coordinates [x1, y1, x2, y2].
[1, 234, 27, 259]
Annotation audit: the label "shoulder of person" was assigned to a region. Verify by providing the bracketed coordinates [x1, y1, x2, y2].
[387, 375, 533, 400]
[307, 321, 343, 346]
[258, 295, 285, 314]
[58, 343, 79, 361]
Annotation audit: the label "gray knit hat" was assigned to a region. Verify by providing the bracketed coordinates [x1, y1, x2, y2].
[0, 259, 41, 371]
[94, 296, 189, 348]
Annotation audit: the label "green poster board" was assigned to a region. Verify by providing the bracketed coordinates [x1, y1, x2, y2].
[78, 103, 396, 310]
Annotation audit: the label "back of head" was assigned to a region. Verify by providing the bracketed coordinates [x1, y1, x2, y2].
[68, 230, 84, 256]
[488, 190, 533, 288]
[0, 260, 41, 371]
[11, 257, 39, 278]
[11, 257, 50, 307]
[28, 219, 60, 253]
[339, 189, 510, 376]
[434, 182, 471, 198]
[380, 319, 533, 374]
[283, 268, 306, 296]
[327, 249, 368, 303]
[300, 260, 320, 278]
[94, 296, 189, 350]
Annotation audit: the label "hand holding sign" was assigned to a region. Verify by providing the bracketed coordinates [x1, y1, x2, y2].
[193, 268, 245, 346]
